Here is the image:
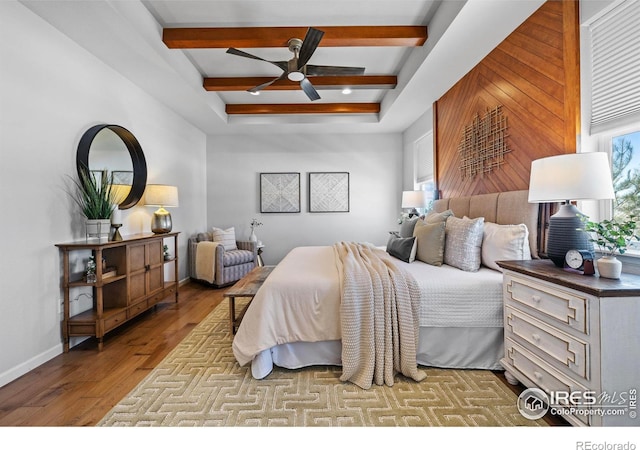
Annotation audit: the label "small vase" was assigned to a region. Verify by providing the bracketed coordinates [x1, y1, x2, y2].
[597, 255, 622, 279]
[250, 230, 258, 243]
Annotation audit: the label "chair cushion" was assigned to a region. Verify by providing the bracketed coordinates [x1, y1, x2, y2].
[223, 249, 254, 266]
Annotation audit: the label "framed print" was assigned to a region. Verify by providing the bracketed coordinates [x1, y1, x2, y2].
[260, 172, 301, 213]
[309, 172, 350, 212]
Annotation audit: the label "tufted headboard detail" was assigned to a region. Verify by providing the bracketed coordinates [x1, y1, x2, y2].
[432, 190, 539, 258]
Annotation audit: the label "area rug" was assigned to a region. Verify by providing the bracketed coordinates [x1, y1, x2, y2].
[98, 300, 546, 427]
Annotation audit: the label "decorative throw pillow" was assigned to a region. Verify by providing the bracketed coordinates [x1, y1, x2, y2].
[211, 227, 237, 251]
[482, 222, 531, 271]
[386, 235, 417, 263]
[399, 217, 419, 238]
[413, 220, 446, 266]
[424, 209, 454, 225]
[444, 216, 484, 272]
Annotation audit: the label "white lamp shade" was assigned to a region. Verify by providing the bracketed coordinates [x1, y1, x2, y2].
[144, 185, 179, 207]
[401, 190, 428, 208]
[528, 152, 615, 203]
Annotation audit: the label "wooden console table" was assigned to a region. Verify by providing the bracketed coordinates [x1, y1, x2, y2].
[56, 232, 179, 352]
[224, 265, 274, 334]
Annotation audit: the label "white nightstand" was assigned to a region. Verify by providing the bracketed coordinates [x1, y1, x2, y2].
[497, 259, 640, 427]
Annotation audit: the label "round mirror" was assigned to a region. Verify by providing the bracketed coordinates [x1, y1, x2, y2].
[76, 124, 147, 209]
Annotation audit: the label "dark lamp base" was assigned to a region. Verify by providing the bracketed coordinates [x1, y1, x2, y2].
[546, 203, 594, 267]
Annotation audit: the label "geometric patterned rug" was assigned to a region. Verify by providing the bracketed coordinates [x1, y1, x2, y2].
[98, 301, 547, 427]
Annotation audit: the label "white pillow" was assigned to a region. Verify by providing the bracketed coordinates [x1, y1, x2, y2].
[481, 222, 531, 271]
[211, 227, 237, 251]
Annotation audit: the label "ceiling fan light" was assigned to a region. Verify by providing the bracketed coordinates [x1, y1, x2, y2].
[249, 91, 260, 96]
[287, 71, 305, 82]
[342, 87, 352, 95]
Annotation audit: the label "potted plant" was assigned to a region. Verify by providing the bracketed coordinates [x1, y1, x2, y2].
[69, 168, 116, 240]
[581, 216, 639, 279]
[163, 244, 171, 261]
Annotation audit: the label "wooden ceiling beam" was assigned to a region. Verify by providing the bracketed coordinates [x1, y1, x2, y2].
[226, 103, 380, 115]
[204, 75, 397, 91]
[163, 26, 427, 49]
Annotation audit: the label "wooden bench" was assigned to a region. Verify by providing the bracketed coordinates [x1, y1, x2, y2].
[223, 265, 274, 334]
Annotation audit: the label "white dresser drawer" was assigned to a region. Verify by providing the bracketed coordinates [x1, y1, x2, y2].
[505, 306, 589, 380]
[504, 338, 590, 426]
[505, 274, 589, 334]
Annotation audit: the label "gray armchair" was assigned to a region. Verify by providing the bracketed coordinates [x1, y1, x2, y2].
[188, 231, 257, 287]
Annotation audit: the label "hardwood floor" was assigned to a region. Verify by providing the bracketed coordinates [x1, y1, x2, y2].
[0, 280, 566, 427]
[0, 281, 224, 426]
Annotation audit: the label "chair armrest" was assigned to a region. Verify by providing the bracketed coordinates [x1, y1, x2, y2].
[237, 240, 258, 260]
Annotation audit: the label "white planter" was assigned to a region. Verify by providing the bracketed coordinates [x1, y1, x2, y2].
[86, 219, 111, 240]
[250, 230, 258, 243]
[597, 255, 622, 279]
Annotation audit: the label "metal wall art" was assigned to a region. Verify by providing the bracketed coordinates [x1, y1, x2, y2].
[308, 172, 350, 212]
[458, 105, 510, 178]
[260, 172, 301, 213]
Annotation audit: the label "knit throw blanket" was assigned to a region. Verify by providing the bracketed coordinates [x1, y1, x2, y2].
[333, 242, 426, 389]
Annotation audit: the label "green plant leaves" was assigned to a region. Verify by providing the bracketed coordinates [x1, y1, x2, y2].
[581, 216, 639, 255]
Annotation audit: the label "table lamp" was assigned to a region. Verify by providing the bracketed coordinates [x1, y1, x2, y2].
[144, 184, 179, 234]
[402, 190, 428, 218]
[528, 153, 615, 267]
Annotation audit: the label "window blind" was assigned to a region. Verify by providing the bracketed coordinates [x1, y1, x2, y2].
[590, 0, 640, 133]
[415, 131, 433, 183]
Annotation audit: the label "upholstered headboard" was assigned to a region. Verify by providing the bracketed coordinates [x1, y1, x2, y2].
[431, 190, 539, 258]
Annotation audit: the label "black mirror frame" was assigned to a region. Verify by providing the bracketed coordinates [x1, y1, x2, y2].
[76, 124, 147, 210]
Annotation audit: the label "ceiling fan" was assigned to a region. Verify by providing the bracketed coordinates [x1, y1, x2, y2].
[226, 27, 365, 101]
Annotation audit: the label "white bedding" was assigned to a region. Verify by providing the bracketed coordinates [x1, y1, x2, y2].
[232, 245, 504, 377]
[232, 246, 341, 366]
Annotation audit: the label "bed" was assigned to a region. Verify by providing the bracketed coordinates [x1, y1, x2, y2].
[232, 190, 540, 384]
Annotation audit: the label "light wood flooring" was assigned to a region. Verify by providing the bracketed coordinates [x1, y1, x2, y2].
[0, 281, 224, 426]
[0, 280, 566, 427]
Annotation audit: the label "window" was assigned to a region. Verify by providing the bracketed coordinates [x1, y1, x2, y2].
[584, 0, 640, 259]
[610, 129, 640, 254]
[414, 131, 436, 210]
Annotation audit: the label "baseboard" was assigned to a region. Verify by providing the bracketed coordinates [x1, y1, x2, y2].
[0, 344, 63, 388]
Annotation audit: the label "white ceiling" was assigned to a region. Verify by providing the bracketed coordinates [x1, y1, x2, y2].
[20, 0, 546, 135]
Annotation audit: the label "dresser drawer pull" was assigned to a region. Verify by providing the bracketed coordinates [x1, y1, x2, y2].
[532, 333, 541, 343]
[533, 371, 543, 381]
[532, 295, 541, 303]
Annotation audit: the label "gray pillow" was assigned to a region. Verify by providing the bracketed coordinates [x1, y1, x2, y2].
[413, 220, 446, 266]
[444, 216, 484, 272]
[399, 217, 419, 238]
[424, 209, 454, 225]
[386, 236, 417, 263]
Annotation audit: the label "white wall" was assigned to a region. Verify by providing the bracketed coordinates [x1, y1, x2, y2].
[0, 2, 207, 387]
[207, 133, 403, 265]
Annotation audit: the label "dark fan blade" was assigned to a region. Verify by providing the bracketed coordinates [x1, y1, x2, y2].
[297, 27, 324, 69]
[306, 65, 366, 76]
[300, 77, 320, 101]
[226, 48, 288, 71]
[248, 73, 287, 93]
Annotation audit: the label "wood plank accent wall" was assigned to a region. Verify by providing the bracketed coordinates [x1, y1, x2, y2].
[434, 0, 580, 198]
